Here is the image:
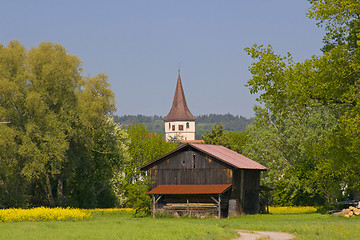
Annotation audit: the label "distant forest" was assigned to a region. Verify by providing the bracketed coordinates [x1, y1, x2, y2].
[113, 114, 254, 139]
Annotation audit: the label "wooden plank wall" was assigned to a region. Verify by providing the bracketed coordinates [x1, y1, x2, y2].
[146, 145, 262, 215]
[148, 147, 233, 187]
[243, 170, 260, 214]
[231, 169, 261, 214]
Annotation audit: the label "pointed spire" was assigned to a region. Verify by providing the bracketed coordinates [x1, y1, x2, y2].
[164, 73, 196, 122]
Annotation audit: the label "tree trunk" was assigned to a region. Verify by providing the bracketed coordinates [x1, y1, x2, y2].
[57, 176, 64, 206]
[45, 174, 55, 207]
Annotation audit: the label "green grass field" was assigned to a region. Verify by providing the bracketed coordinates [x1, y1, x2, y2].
[1, 211, 360, 240]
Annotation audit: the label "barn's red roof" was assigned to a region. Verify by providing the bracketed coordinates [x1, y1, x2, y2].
[148, 184, 232, 195]
[163, 74, 196, 122]
[140, 143, 268, 171]
[190, 144, 268, 170]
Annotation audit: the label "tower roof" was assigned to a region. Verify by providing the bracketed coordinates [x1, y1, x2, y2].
[164, 74, 196, 122]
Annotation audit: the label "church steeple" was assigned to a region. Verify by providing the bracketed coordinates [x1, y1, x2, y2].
[164, 73, 196, 122]
[164, 72, 196, 141]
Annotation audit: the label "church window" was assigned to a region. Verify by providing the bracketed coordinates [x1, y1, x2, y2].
[172, 125, 175, 131]
[186, 122, 189, 128]
[169, 123, 171, 129]
[179, 125, 183, 130]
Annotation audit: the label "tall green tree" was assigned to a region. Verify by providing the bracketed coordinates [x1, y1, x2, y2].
[0, 41, 127, 208]
[243, 105, 338, 206]
[244, 0, 360, 206]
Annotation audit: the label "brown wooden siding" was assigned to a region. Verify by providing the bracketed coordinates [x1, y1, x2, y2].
[243, 170, 260, 214]
[145, 145, 263, 215]
[147, 148, 233, 187]
[230, 169, 261, 214]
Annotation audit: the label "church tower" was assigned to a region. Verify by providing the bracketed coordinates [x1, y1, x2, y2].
[164, 73, 196, 141]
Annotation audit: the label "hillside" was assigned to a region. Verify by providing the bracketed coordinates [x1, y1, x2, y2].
[113, 114, 253, 139]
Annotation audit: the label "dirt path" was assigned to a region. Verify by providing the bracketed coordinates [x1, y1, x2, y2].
[235, 230, 295, 240]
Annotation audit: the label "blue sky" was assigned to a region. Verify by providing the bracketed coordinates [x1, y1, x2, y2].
[1, 0, 325, 118]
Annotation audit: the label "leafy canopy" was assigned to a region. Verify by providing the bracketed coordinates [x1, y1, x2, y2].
[202, 123, 247, 154]
[0, 41, 126, 208]
[243, 0, 360, 206]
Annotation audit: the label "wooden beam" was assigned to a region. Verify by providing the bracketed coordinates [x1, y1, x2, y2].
[218, 194, 221, 219]
[210, 196, 219, 205]
[152, 195, 162, 217]
[155, 195, 162, 203]
[240, 170, 244, 203]
[152, 195, 155, 217]
[187, 199, 189, 216]
[211, 195, 222, 218]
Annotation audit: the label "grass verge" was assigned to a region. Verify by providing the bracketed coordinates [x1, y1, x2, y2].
[0, 210, 360, 239]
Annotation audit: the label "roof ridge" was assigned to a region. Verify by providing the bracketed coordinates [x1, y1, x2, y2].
[189, 143, 268, 170]
[140, 143, 268, 171]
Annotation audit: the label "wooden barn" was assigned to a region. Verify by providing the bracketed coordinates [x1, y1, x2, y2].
[140, 143, 268, 218]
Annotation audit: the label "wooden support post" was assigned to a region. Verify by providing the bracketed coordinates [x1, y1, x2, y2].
[239, 169, 245, 214]
[152, 195, 156, 217]
[240, 170, 244, 204]
[211, 195, 221, 219]
[218, 194, 221, 219]
[152, 195, 162, 217]
[187, 199, 189, 216]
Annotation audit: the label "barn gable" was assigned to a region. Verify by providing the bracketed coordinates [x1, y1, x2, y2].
[140, 143, 268, 172]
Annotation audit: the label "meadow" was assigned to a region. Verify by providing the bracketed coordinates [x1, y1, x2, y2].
[0, 208, 360, 240]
